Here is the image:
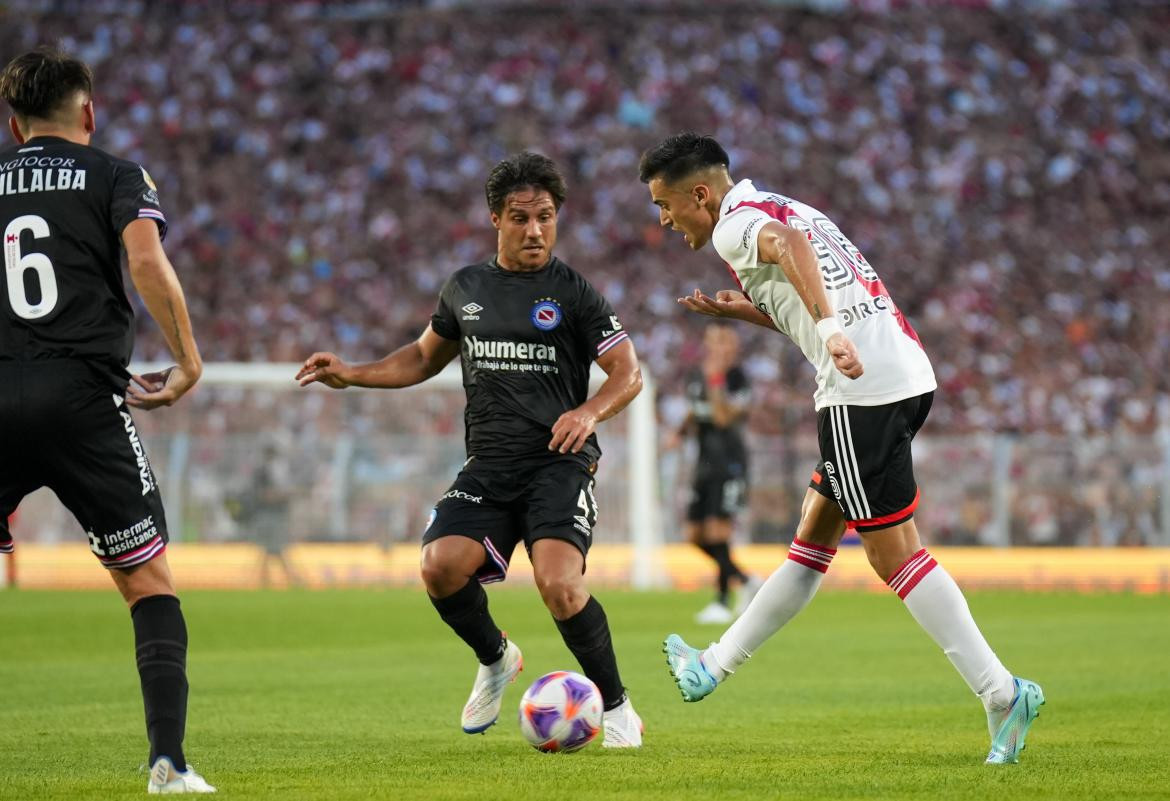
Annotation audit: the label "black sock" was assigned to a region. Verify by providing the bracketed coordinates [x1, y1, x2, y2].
[131, 594, 188, 772]
[704, 542, 748, 605]
[429, 579, 505, 665]
[554, 596, 626, 711]
[695, 543, 729, 604]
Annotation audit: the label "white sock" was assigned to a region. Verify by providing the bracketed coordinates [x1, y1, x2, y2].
[890, 549, 1016, 717]
[704, 538, 836, 680]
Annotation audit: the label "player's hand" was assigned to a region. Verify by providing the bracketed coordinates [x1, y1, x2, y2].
[125, 365, 198, 410]
[296, 352, 352, 389]
[827, 333, 864, 379]
[549, 407, 599, 454]
[678, 288, 754, 320]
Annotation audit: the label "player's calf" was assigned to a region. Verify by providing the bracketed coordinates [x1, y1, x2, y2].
[131, 595, 190, 773]
[553, 595, 629, 713]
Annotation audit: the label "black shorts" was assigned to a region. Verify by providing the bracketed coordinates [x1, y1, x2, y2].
[686, 474, 748, 522]
[421, 455, 599, 584]
[0, 360, 168, 568]
[810, 392, 933, 533]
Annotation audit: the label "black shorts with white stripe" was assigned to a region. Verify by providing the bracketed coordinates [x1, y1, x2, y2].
[421, 454, 598, 584]
[809, 392, 933, 533]
[0, 360, 169, 569]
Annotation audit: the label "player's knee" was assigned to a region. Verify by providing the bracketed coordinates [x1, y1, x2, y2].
[704, 518, 732, 543]
[419, 558, 464, 597]
[860, 537, 905, 581]
[111, 555, 176, 607]
[535, 572, 585, 618]
[420, 538, 482, 596]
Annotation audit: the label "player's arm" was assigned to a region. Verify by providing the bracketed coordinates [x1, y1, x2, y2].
[756, 221, 863, 379]
[549, 340, 642, 455]
[678, 289, 775, 330]
[122, 219, 203, 410]
[296, 324, 460, 389]
[706, 378, 748, 428]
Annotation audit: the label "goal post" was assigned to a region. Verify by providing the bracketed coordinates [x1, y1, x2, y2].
[125, 361, 666, 589]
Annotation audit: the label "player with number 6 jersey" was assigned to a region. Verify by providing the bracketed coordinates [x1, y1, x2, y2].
[0, 47, 214, 793]
[0, 117, 164, 369]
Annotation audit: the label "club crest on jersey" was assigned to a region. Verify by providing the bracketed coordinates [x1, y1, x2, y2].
[531, 299, 562, 331]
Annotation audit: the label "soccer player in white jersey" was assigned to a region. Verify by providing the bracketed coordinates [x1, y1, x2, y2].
[639, 132, 1043, 764]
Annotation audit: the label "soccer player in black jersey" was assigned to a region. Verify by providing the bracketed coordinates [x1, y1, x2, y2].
[667, 323, 760, 624]
[298, 152, 646, 747]
[0, 49, 214, 793]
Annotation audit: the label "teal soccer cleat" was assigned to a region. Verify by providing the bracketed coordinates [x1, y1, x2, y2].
[663, 634, 719, 702]
[985, 677, 1045, 764]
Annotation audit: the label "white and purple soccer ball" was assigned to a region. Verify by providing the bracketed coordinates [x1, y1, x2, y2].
[517, 670, 603, 753]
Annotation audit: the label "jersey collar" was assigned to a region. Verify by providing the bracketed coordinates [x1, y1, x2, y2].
[22, 135, 72, 145]
[720, 178, 757, 217]
[490, 255, 554, 275]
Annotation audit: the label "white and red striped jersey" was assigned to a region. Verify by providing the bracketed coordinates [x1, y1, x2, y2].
[712, 179, 936, 410]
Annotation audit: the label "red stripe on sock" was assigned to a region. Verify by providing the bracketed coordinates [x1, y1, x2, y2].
[787, 552, 831, 573]
[887, 548, 928, 586]
[895, 557, 938, 600]
[792, 537, 837, 556]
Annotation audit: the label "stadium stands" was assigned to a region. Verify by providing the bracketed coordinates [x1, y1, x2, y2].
[4, 1, 1168, 549]
[5, 1, 1166, 435]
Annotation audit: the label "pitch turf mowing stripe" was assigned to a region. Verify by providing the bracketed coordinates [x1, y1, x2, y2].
[0, 590, 1168, 800]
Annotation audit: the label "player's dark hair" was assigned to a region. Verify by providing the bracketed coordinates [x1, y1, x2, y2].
[485, 152, 567, 215]
[0, 46, 93, 122]
[638, 132, 730, 184]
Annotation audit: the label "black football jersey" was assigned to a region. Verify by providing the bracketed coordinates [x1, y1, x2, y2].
[686, 365, 751, 479]
[431, 257, 630, 464]
[0, 135, 167, 381]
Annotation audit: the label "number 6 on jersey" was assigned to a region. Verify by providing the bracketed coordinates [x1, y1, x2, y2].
[4, 214, 57, 320]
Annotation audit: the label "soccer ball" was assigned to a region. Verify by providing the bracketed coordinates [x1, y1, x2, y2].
[517, 670, 603, 752]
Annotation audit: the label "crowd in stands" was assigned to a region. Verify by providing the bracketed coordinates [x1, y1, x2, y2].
[5, 1, 1167, 436]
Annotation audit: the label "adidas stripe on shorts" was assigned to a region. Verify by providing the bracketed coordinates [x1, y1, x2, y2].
[809, 392, 933, 533]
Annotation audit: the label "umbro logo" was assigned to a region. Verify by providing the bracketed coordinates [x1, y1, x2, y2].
[462, 302, 483, 321]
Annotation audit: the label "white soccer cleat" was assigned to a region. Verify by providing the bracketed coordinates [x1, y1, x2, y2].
[147, 757, 216, 794]
[735, 575, 764, 616]
[694, 601, 735, 625]
[601, 697, 644, 748]
[461, 639, 523, 734]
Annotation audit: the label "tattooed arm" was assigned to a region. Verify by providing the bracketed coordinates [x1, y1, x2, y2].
[756, 221, 863, 379]
[122, 218, 203, 409]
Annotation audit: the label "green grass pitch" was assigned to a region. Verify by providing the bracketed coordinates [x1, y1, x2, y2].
[1, 588, 1168, 800]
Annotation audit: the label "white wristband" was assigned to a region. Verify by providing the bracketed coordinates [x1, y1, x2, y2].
[815, 317, 843, 344]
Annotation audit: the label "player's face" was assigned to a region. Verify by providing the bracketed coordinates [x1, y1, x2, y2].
[648, 177, 715, 251]
[492, 188, 558, 270]
[705, 325, 739, 365]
